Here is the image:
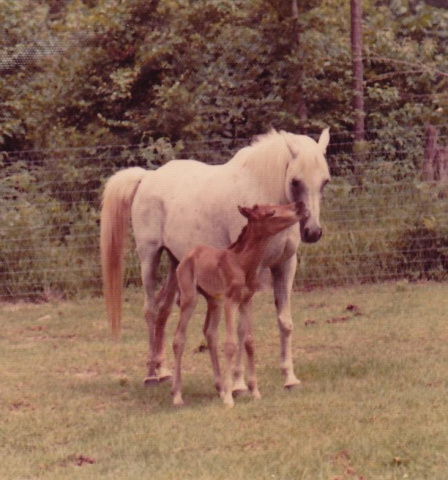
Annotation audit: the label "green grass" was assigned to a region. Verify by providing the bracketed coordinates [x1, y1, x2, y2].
[1, 282, 447, 479]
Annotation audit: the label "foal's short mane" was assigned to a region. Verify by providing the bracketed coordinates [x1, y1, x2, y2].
[228, 224, 249, 253]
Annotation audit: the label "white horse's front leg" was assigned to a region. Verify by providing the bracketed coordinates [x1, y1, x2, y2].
[203, 299, 224, 398]
[271, 255, 301, 389]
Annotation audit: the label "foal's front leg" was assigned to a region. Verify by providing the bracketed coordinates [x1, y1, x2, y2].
[239, 298, 261, 400]
[232, 319, 249, 396]
[223, 299, 239, 407]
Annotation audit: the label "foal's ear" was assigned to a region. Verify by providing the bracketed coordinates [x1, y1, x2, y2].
[318, 127, 330, 154]
[238, 206, 253, 219]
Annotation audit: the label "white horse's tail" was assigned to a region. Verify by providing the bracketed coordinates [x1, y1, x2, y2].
[100, 167, 146, 338]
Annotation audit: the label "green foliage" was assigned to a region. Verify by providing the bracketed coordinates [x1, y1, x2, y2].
[1, 0, 448, 299]
[296, 172, 448, 288]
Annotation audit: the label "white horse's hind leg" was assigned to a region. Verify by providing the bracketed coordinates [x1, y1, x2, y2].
[272, 255, 301, 389]
[140, 247, 165, 386]
[153, 258, 178, 382]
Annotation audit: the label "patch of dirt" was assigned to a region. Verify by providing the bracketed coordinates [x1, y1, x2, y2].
[61, 454, 96, 467]
[304, 319, 318, 326]
[9, 400, 35, 412]
[329, 450, 365, 480]
[327, 316, 350, 324]
[346, 304, 362, 315]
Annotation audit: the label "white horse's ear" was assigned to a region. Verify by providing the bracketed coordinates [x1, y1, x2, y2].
[318, 128, 330, 154]
[280, 131, 300, 158]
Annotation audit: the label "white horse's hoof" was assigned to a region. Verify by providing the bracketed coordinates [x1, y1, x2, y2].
[284, 378, 301, 390]
[144, 376, 159, 387]
[157, 367, 173, 383]
[223, 399, 235, 408]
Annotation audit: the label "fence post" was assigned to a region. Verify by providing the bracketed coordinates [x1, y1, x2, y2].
[422, 124, 437, 181]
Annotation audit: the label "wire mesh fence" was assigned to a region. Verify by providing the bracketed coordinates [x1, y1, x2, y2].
[2, 130, 448, 301]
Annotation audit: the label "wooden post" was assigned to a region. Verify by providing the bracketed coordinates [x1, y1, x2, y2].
[423, 124, 438, 181]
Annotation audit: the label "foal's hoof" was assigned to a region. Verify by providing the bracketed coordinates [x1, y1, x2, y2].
[232, 378, 249, 397]
[223, 398, 235, 408]
[232, 387, 249, 398]
[251, 389, 262, 400]
[173, 395, 185, 407]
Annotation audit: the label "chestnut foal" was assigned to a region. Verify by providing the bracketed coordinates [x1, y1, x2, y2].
[172, 203, 307, 407]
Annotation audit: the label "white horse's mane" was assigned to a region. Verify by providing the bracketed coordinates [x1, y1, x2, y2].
[228, 129, 291, 202]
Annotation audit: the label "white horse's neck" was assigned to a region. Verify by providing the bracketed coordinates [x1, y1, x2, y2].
[225, 132, 290, 204]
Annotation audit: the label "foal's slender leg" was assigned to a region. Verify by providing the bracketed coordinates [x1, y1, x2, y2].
[172, 257, 197, 406]
[172, 289, 197, 406]
[153, 258, 178, 381]
[203, 299, 224, 397]
[222, 298, 239, 407]
[239, 298, 261, 400]
[232, 319, 249, 396]
[271, 255, 301, 389]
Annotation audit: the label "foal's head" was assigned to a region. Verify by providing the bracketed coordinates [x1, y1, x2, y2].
[238, 203, 308, 238]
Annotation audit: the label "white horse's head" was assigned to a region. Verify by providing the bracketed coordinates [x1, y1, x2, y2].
[281, 129, 331, 243]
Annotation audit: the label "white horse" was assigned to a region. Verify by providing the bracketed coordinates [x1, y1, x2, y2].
[101, 129, 331, 393]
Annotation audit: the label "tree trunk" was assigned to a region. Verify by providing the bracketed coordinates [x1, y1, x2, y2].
[292, 0, 308, 123]
[351, 0, 365, 143]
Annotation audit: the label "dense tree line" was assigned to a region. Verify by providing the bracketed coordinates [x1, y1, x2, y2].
[1, 0, 447, 165]
[1, 0, 447, 299]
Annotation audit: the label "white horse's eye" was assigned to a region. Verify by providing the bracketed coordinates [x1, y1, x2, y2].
[291, 178, 301, 188]
[291, 178, 305, 195]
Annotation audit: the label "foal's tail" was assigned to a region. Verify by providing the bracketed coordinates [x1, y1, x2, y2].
[100, 167, 147, 338]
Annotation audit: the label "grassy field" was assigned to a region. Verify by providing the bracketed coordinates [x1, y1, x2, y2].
[1, 282, 447, 480]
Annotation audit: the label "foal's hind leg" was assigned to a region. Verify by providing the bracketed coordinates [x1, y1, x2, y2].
[172, 258, 198, 406]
